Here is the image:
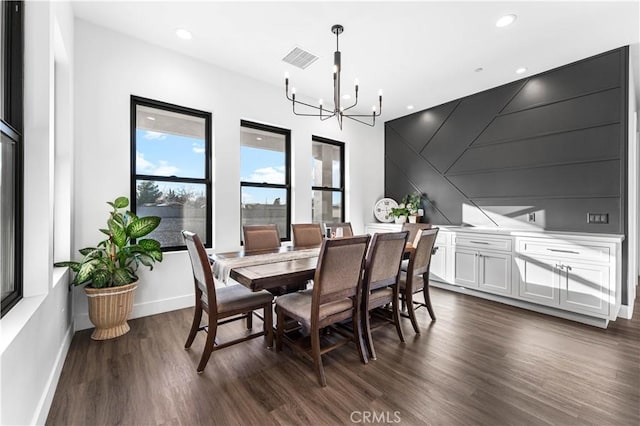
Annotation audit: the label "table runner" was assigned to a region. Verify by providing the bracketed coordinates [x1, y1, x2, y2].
[213, 247, 320, 284]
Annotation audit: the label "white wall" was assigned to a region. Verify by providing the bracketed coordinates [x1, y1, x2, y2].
[0, 2, 75, 425]
[72, 20, 384, 329]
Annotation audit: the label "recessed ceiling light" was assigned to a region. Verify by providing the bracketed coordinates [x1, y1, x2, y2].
[407, 105, 414, 110]
[474, 67, 484, 73]
[515, 67, 528, 74]
[342, 94, 351, 100]
[175, 28, 192, 40]
[146, 116, 155, 121]
[496, 14, 517, 28]
[256, 137, 263, 141]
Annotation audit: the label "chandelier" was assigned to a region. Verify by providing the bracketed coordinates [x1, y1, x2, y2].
[284, 24, 382, 130]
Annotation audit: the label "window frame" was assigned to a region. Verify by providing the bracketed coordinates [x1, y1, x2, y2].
[1, 1, 24, 317]
[312, 135, 345, 224]
[130, 95, 213, 252]
[240, 120, 292, 242]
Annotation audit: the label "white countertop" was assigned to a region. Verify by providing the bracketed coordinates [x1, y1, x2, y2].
[433, 225, 625, 242]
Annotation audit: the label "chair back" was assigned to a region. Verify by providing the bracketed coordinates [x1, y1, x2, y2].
[243, 224, 281, 252]
[328, 222, 354, 237]
[364, 231, 409, 293]
[292, 223, 323, 248]
[401, 223, 432, 247]
[182, 231, 217, 312]
[312, 235, 370, 316]
[407, 228, 439, 278]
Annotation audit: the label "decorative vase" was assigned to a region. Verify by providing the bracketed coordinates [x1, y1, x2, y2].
[394, 215, 407, 224]
[84, 281, 137, 340]
[408, 215, 418, 223]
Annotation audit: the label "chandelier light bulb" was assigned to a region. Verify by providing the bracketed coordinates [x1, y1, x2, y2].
[319, 99, 323, 105]
[291, 87, 296, 94]
[284, 72, 289, 79]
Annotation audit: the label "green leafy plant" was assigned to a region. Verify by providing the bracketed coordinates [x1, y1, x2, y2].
[403, 193, 422, 215]
[55, 196, 163, 288]
[389, 193, 423, 218]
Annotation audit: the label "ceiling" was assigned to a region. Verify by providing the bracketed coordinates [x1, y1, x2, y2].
[72, 1, 640, 121]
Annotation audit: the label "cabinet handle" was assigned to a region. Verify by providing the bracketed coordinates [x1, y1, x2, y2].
[547, 248, 579, 254]
[470, 241, 490, 245]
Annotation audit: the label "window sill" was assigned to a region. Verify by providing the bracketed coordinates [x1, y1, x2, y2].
[0, 268, 69, 355]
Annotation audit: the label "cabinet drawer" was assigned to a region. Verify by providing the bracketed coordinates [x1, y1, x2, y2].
[454, 234, 512, 252]
[517, 239, 610, 263]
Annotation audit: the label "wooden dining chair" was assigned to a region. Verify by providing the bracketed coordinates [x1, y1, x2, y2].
[362, 231, 410, 360]
[275, 235, 371, 387]
[401, 222, 432, 246]
[400, 228, 439, 333]
[328, 222, 354, 237]
[243, 224, 281, 252]
[291, 223, 323, 248]
[182, 231, 274, 373]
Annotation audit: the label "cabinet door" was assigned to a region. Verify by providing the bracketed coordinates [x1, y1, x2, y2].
[429, 245, 447, 283]
[454, 249, 478, 288]
[560, 261, 610, 316]
[478, 252, 512, 295]
[515, 256, 560, 307]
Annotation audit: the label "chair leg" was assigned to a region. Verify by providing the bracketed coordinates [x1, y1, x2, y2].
[353, 306, 368, 365]
[422, 278, 436, 321]
[392, 291, 405, 343]
[363, 308, 376, 360]
[246, 311, 253, 329]
[311, 327, 327, 387]
[264, 304, 273, 348]
[197, 322, 217, 373]
[185, 304, 203, 349]
[276, 307, 285, 352]
[405, 291, 421, 334]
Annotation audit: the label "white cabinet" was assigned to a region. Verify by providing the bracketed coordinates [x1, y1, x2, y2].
[478, 251, 512, 295]
[365, 223, 403, 234]
[453, 234, 513, 295]
[515, 237, 618, 318]
[429, 245, 448, 282]
[560, 261, 610, 315]
[516, 256, 561, 306]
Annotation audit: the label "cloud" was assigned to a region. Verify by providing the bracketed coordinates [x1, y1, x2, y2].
[143, 131, 167, 140]
[244, 166, 285, 184]
[136, 152, 179, 176]
[192, 142, 205, 154]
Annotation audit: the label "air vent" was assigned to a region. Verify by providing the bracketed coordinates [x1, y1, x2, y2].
[282, 47, 319, 69]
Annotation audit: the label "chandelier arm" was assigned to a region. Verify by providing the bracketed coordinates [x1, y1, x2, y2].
[342, 95, 359, 112]
[320, 113, 337, 121]
[343, 114, 376, 127]
[292, 98, 324, 111]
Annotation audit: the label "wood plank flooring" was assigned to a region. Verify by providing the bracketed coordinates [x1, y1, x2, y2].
[47, 288, 640, 425]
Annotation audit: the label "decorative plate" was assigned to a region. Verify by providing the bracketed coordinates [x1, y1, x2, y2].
[373, 198, 399, 223]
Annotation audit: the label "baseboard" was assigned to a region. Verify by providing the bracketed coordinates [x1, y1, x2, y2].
[74, 293, 194, 331]
[618, 303, 634, 319]
[32, 323, 74, 426]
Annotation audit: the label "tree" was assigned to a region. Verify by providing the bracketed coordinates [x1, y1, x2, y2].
[137, 181, 162, 204]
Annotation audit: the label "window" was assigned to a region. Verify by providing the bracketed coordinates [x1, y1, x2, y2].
[1, 1, 24, 317]
[240, 121, 291, 242]
[131, 96, 212, 251]
[312, 136, 345, 224]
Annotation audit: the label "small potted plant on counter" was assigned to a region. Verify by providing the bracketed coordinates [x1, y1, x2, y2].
[404, 193, 422, 223]
[389, 203, 411, 224]
[55, 196, 163, 340]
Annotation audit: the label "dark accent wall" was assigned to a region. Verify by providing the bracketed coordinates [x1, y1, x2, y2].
[385, 47, 629, 301]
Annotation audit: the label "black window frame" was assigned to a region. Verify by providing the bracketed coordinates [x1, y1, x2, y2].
[312, 135, 345, 224]
[1, 1, 24, 317]
[130, 95, 213, 252]
[240, 120, 292, 242]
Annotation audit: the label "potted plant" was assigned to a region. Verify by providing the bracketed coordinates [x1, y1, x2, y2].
[389, 203, 410, 224]
[55, 196, 163, 340]
[404, 193, 422, 223]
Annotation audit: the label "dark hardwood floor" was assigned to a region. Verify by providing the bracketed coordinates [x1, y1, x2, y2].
[47, 288, 640, 425]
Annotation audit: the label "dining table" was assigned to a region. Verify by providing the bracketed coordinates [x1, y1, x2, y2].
[210, 240, 418, 293]
[210, 245, 320, 292]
